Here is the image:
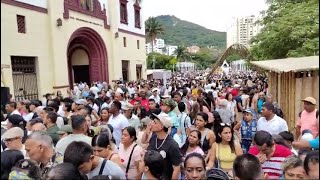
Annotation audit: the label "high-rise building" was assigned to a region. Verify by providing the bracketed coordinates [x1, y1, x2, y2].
[227, 15, 262, 48]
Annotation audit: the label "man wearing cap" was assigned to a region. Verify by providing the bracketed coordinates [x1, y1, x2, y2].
[72, 99, 87, 114]
[149, 88, 160, 105]
[141, 113, 182, 180]
[234, 108, 258, 153]
[122, 103, 140, 131]
[161, 99, 179, 137]
[2, 127, 27, 157]
[296, 97, 318, 139]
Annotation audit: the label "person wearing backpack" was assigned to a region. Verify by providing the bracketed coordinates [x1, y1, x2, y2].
[295, 97, 319, 140]
[173, 102, 192, 148]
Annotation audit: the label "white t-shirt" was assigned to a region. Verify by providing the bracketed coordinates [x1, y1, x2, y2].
[108, 114, 129, 146]
[257, 115, 288, 135]
[149, 95, 160, 105]
[90, 86, 100, 98]
[23, 113, 34, 122]
[86, 157, 126, 179]
[55, 134, 92, 155]
[57, 105, 65, 117]
[56, 117, 64, 129]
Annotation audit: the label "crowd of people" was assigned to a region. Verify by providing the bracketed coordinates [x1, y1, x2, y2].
[1, 70, 319, 180]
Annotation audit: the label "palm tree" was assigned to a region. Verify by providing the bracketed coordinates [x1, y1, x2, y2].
[174, 46, 190, 62]
[145, 17, 165, 52]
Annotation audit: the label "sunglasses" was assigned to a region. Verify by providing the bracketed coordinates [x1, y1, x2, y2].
[3, 137, 20, 142]
[220, 123, 231, 127]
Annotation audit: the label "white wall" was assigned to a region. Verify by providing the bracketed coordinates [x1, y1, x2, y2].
[15, 0, 47, 8]
[118, 0, 145, 35]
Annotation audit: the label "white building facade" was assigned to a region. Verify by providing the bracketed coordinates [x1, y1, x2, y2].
[227, 15, 262, 48]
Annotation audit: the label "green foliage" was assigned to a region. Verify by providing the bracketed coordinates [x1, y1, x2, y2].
[250, 0, 319, 60]
[147, 52, 175, 70]
[174, 46, 190, 62]
[150, 15, 226, 48]
[145, 17, 165, 51]
[190, 48, 218, 69]
[226, 54, 243, 62]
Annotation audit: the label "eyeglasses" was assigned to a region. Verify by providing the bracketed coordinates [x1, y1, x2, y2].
[220, 123, 231, 127]
[3, 137, 20, 142]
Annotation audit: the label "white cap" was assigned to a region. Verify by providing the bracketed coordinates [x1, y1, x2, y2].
[152, 113, 173, 128]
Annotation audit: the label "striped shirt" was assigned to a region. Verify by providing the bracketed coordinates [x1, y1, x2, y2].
[249, 144, 292, 179]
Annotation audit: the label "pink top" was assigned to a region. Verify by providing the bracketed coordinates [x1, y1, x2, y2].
[118, 143, 143, 179]
[186, 146, 205, 156]
[296, 109, 319, 137]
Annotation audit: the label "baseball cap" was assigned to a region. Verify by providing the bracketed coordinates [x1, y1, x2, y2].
[152, 113, 173, 128]
[75, 99, 87, 105]
[122, 103, 133, 111]
[57, 125, 72, 135]
[243, 108, 255, 115]
[162, 99, 177, 110]
[2, 127, 24, 140]
[152, 88, 158, 92]
[302, 97, 316, 105]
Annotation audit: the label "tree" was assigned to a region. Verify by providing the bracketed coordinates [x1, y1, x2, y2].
[174, 46, 190, 62]
[250, 0, 319, 60]
[145, 17, 165, 52]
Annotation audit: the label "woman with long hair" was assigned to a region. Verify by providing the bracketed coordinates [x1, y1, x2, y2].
[97, 108, 109, 125]
[195, 113, 215, 156]
[119, 127, 143, 180]
[225, 93, 238, 126]
[209, 123, 243, 176]
[180, 129, 204, 157]
[212, 111, 223, 134]
[92, 132, 121, 166]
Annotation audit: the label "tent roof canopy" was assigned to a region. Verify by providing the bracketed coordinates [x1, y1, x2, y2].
[250, 56, 319, 73]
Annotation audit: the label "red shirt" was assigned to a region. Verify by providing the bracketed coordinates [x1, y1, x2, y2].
[249, 144, 292, 179]
[231, 88, 238, 97]
[130, 97, 149, 111]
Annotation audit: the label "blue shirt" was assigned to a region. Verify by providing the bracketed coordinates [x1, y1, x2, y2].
[241, 119, 258, 140]
[168, 111, 179, 128]
[309, 136, 319, 149]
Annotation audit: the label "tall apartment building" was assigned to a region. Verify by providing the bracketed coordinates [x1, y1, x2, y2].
[227, 15, 262, 48]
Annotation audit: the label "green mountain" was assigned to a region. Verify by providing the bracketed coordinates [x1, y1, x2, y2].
[151, 15, 226, 48]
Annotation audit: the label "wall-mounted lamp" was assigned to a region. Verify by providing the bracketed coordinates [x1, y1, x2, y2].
[57, 18, 62, 27]
[115, 32, 119, 38]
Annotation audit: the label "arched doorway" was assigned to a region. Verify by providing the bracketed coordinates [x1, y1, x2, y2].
[67, 27, 108, 87]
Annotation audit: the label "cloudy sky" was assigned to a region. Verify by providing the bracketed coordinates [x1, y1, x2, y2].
[143, 0, 268, 32]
